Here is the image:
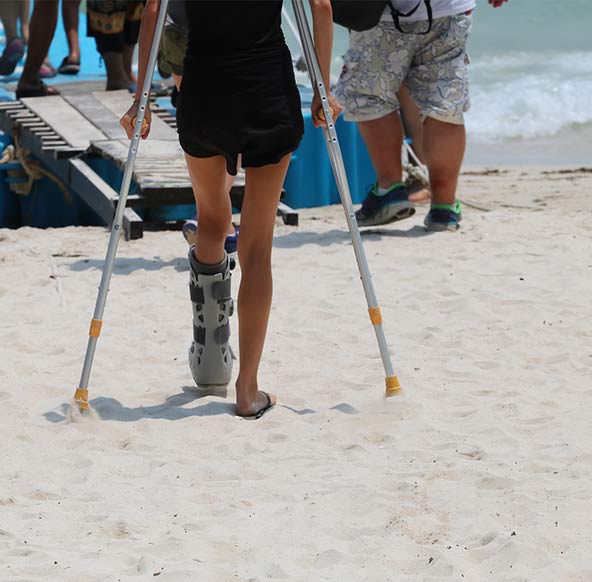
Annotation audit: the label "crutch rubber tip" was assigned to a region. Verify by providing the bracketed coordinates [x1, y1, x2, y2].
[385, 376, 401, 396]
[73, 388, 90, 411]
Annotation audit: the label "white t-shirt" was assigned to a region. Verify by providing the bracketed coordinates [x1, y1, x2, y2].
[382, 0, 476, 22]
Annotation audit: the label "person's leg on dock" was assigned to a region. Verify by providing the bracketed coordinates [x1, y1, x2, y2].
[18, 0, 29, 44]
[15, 0, 59, 97]
[122, 2, 144, 85]
[122, 43, 137, 85]
[88, 0, 143, 90]
[0, 1, 20, 40]
[0, 0, 27, 76]
[58, 0, 81, 74]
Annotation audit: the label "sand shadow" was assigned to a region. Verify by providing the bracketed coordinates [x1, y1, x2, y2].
[44, 386, 234, 423]
[44, 387, 319, 423]
[67, 256, 188, 274]
[360, 225, 435, 239]
[273, 225, 431, 249]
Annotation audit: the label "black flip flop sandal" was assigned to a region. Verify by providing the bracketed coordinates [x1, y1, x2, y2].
[238, 391, 275, 420]
[15, 81, 60, 99]
[58, 56, 81, 75]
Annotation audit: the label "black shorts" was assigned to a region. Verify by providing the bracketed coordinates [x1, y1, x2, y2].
[176, 43, 304, 175]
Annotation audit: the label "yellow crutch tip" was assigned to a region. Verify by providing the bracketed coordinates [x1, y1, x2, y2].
[385, 376, 401, 396]
[73, 388, 90, 412]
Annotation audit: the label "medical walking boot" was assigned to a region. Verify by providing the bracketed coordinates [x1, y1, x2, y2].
[188, 248, 234, 387]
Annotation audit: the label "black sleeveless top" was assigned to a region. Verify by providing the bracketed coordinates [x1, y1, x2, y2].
[185, 0, 284, 56]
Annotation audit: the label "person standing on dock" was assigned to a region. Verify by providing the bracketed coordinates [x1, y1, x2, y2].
[87, 0, 144, 91]
[58, 0, 82, 75]
[0, 0, 29, 77]
[15, 0, 60, 98]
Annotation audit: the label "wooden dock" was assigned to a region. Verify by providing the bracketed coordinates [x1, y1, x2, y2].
[0, 89, 298, 239]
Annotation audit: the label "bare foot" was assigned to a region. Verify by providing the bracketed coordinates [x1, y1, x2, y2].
[236, 386, 277, 419]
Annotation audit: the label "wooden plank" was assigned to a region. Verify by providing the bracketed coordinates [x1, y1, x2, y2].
[0, 103, 24, 110]
[93, 90, 177, 141]
[55, 148, 85, 160]
[277, 201, 299, 226]
[64, 93, 128, 140]
[68, 158, 116, 224]
[8, 111, 36, 118]
[20, 96, 107, 149]
[41, 140, 66, 147]
[90, 139, 193, 195]
[123, 207, 143, 240]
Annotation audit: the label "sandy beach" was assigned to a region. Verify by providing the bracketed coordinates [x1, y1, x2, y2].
[1, 166, 591, 581]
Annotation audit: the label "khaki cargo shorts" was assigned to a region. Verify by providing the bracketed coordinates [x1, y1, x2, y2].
[159, 24, 187, 76]
[335, 13, 472, 125]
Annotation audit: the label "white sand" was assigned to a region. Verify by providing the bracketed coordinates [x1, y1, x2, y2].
[1, 167, 591, 581]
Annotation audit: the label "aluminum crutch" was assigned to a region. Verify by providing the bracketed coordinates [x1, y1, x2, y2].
[72, 0, 171, 412]
[291, 0, 401, 396]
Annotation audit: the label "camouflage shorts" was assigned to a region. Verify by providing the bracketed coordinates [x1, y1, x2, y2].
[159, 24, 187, 76]
[335, 14, 472, 125]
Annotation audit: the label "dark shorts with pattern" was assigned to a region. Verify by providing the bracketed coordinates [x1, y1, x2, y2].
[87, 0, 144, 54]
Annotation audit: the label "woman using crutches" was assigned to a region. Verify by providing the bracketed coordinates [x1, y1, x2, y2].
[121, 0, 341, 419]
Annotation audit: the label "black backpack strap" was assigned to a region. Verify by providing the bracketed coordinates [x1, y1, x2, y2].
[390, 0, 433, 34]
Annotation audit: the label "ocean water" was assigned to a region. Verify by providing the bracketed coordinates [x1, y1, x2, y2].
[285, 0, 592, 166]
[2, 0, 590, 166]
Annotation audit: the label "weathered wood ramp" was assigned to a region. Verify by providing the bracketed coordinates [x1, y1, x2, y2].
[0, 90, 297, 239]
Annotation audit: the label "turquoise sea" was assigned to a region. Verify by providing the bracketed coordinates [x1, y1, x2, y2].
[1, 0, 590, 166]
[286, 0, 592, 166]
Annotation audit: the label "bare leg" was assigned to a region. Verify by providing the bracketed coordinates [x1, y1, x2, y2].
[184, 155, 233, 266]
[62, 0, 81, 62]
[17, 0, 58, 89]
[397, 84, 425, 161]
[122, 42, 137, 84]
[422, 117, 465, 206]
[172, 73, 182, 90]
[184, 154, 287, 415]
[357, 112, 404, 188]
[0, 1, 20, 39]
[102, 52, 130, 91]
[234, 156, 291, 415]
[397, 85, 431, 203]
[18, 0, 30, 43]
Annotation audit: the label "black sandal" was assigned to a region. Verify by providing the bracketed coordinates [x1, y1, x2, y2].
[238, 391, 275, 420]
[58, 56, 81, 75]
[15, 81, 60, 99]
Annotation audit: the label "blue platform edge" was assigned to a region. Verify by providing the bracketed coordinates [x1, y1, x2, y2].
[284, 109, 374, 209]
[282, 84, 375, 209]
